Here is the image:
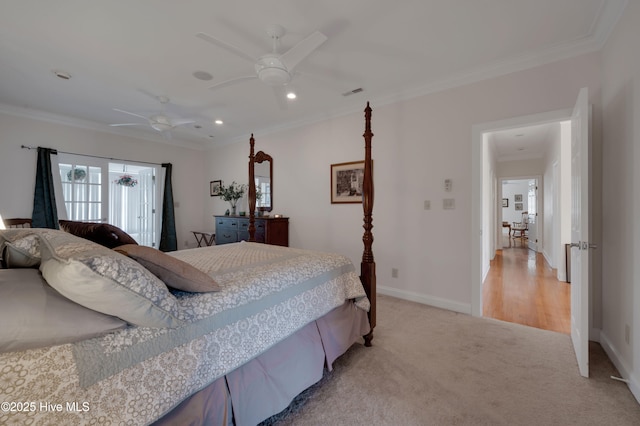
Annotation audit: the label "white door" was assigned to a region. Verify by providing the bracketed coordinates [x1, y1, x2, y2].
[570, 87, 590, 378]
[527, 179, 538, 251]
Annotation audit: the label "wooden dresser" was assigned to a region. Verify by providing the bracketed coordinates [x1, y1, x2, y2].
[214, 215, 289, 247]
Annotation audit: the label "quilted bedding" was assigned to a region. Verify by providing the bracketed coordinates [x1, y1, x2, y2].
[0, 242, 369, 425]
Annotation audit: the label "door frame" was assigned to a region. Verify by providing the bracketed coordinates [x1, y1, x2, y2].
[471, 108, 572, 317]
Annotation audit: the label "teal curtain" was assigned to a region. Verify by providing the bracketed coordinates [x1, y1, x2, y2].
[159, 163, 177, 252]
[31, 147, 60, 229]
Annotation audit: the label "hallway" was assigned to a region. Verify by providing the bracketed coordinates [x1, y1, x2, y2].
[482, 238, 571, 334]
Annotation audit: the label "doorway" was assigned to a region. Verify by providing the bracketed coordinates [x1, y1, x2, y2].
[471, 109, 572, 320]
[501, 178, 539, 252]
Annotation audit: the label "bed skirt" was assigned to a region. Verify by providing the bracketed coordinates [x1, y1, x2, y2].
[153, 301, 369, 426]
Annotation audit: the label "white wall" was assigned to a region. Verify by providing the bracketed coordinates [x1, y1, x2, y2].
[601, 0, 640, 402]
[207, 51, 602, 315]
[0, 113, 206, 250]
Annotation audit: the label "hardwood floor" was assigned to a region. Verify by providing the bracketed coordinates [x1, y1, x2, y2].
[482, 236, 571, 334]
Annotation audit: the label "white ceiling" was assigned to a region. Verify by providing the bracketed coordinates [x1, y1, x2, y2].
[489, 122, 559, 162]
[0, 0, 626, 150]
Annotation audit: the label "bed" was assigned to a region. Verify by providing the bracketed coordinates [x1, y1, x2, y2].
[0, 103, 376, 425]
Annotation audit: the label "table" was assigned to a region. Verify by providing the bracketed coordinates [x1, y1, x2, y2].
[502, 222, 511, 235]
[191, 231, 216, 247]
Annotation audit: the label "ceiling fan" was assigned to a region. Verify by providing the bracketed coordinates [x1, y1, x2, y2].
[196, 24, 327, 93]
[110, 96, 196, 133]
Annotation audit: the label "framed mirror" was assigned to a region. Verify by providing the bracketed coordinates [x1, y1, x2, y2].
[254, 151, 272, 212]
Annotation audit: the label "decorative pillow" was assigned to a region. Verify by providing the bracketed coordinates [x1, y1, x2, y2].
[114, 244, 221, 292]
[38, 231, 183, 328]
[0, 268, 127, 353]
[0, 228, 60, 268]
[59, 220, 138, 249]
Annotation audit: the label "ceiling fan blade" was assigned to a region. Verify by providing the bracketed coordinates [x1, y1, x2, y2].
[113, 108, 149, 120]
[171, 119, 196, 127]
[109, 123, 145, 127]
[208, 75, 257, 91]
[281, 31, 327, 71]
[196, 32, 256, 64]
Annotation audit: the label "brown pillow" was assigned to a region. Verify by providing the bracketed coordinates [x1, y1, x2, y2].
[114, 244, 220, 293]
[59, 220, 138, 249]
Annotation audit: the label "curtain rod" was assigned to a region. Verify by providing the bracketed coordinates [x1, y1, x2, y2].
[20, 145, 164, 166]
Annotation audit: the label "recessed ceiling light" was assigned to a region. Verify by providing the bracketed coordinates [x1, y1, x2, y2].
[52, 70, 71, 80]
[286, 91, 297, 100]
[193, 70, 213, 81]
[194, 125, 202, 129]
[515, 133, 524, 137]
[214, 119, 223, 125]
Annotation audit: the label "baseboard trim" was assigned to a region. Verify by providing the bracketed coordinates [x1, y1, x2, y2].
[377, 285, 471, 315]
[599, 331, 640, 404]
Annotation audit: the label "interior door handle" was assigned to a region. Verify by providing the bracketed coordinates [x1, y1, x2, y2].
[570, 242, 580, 248]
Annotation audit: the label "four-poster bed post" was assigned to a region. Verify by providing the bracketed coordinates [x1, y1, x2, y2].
[361, 102, 376, 346]
[247, 102, 376, 345]
[248, 134, 257, 242]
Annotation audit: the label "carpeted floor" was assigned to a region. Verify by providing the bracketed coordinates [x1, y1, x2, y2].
[261, 294, 640, 425]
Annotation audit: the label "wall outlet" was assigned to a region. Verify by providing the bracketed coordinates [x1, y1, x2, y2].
[391, 268, 399, 278]
[625, 324, 630, 344]
[184, 240, 189, 248]
[424, 200, 431, 210]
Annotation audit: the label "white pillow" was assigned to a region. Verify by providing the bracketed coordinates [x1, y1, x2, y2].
[38, 230, 183, 328]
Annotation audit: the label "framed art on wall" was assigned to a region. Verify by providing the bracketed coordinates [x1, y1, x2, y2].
[210, 180, 222, 196]
[331, 161, 366, 204]
[514, 194, 523, 202]
[502, 198, 509, 207]
[515, 202, 523, 211]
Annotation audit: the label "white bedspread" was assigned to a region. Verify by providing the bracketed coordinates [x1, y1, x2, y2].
[0, 242, 368, 425]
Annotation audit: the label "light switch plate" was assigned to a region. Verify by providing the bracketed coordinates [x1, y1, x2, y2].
[443, 198, 455, 210]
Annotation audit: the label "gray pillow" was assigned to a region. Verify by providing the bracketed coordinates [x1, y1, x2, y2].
[0, 268, 127, 353]
[0, 228, 61, 268]
[38, 229, 183, 328]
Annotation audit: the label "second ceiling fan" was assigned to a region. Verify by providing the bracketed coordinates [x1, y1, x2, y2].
[110, 96, 196, 134]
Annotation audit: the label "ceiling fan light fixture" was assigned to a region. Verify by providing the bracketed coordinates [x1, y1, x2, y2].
[149, 115, 173, 132]
[150, 122, 172, 132]
[255, 56, 291, 86]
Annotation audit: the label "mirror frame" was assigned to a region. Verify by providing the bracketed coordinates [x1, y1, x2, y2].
[254, 150, 273, 212]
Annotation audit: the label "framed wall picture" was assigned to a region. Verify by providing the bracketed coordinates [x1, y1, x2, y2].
[515, 202, 523, 211]
[331, 161, 366, 204]
[514, 194, 523, 202]
[502, 198, 509, 208]
[210, 180, 222, 196]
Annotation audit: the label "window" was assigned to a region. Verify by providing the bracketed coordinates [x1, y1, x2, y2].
[60, 164, 103, 221]
[57, 154, 162, 247]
